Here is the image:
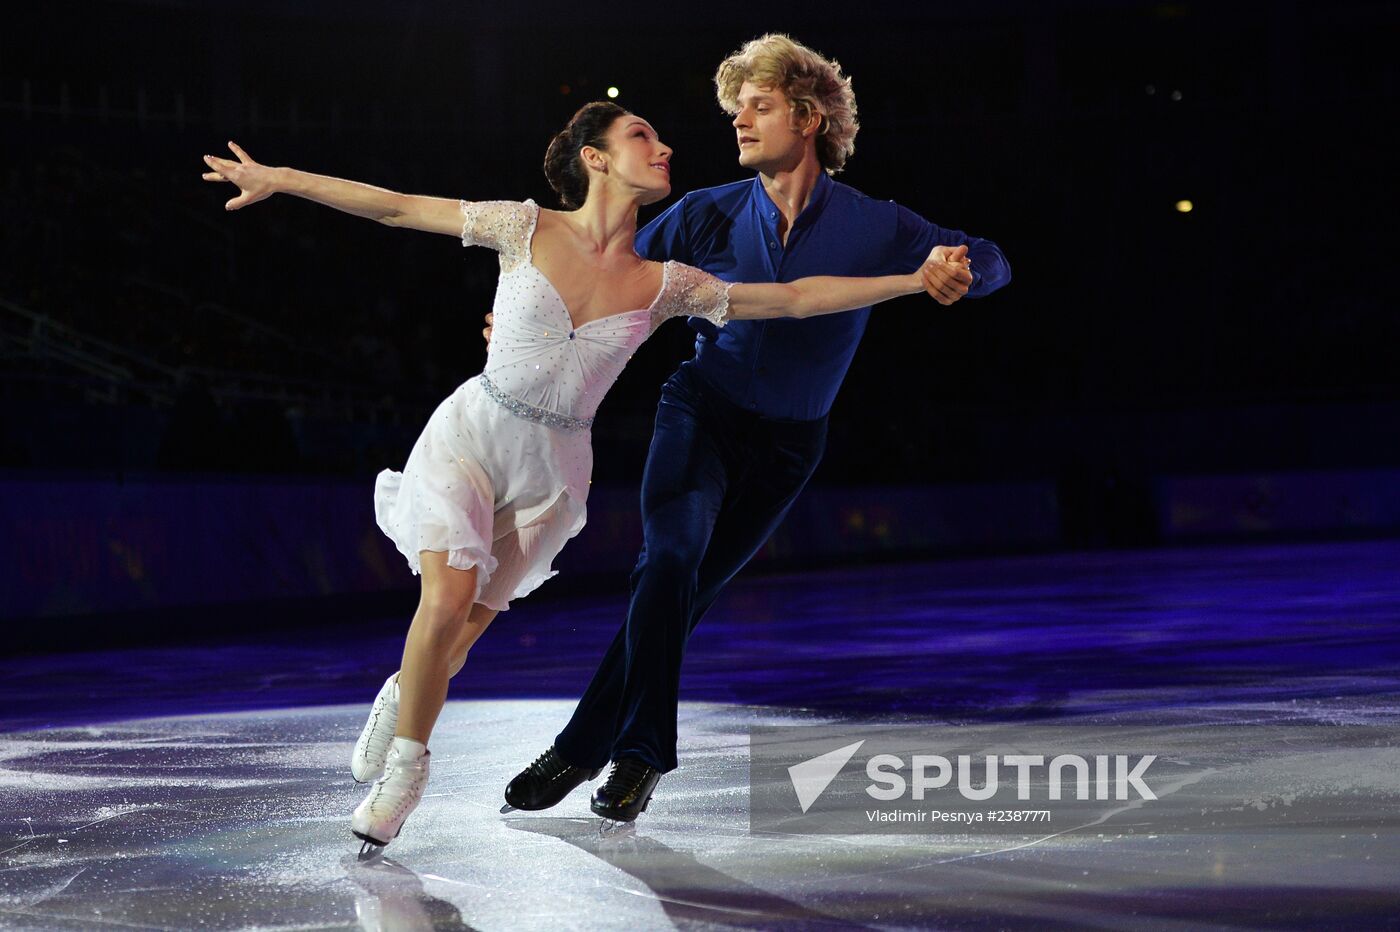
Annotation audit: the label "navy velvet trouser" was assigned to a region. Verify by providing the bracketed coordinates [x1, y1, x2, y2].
[554, 364, 827, 772]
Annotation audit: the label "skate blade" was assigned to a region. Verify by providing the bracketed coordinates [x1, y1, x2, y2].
[352, 826, 397, 862]
[499, 803, 518, 814]
[356, 838, 387, 862]
[597, 817, 636, 836]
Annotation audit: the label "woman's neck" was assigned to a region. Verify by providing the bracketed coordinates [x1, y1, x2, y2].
[567, 187, 642, 261]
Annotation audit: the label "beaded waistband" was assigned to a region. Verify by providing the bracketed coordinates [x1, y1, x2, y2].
[478, 374, 594, 432]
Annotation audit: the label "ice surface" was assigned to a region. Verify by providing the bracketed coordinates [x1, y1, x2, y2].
[2, 699, 1399, 930]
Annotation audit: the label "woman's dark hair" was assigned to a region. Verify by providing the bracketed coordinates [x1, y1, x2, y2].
[543, 101, 630, 209]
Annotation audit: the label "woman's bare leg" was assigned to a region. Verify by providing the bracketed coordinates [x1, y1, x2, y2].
[378, 604, 494, 695]
[447, 602, 499, 677]
[395, 552, 494, 743]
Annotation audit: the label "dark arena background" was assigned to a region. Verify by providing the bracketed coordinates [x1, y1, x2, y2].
[4, 2, 1400, 929]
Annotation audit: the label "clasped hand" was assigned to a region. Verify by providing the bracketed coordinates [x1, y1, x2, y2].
[921, 244, 973, 306]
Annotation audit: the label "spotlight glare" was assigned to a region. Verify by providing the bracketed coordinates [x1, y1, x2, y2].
[1175, 199, 1194, 213]
[607, 86, 620, 99]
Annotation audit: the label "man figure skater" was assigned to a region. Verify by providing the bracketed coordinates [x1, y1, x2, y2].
[503, 33, 1012, 821]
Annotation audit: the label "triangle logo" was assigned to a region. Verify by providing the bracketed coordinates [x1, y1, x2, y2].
[788, 740, 865, 813]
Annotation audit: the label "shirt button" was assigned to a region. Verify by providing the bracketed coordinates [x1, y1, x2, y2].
[768, 241, 776, 249]
[568, 331, 576, 340]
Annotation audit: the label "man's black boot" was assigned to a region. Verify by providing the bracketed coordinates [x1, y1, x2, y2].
[501, 745, 603, 812]
[590, 757, 662, 822]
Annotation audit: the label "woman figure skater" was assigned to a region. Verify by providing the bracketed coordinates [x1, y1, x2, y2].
[202, 101, 961, 853]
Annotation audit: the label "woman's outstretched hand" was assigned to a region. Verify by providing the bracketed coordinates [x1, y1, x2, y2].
[202, 141, 279, 211]
[921, 244, 974, 306]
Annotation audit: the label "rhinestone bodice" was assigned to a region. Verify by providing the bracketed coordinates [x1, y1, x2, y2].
[460, 199, 730, 426]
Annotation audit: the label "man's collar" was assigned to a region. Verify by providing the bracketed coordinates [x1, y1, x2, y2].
[751, 170, 833, 227]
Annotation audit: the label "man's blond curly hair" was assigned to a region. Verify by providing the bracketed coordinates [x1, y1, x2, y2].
[714, 34, 859, 175]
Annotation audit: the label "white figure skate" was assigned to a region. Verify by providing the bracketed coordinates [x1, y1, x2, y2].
[351, 742, 429, 859]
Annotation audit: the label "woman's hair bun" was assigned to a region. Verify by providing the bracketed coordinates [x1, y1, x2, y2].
[542, 101, 629, 209]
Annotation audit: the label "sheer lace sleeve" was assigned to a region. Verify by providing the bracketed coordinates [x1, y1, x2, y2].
[460, 199, 538, 274]
[651, 261, 731, 332]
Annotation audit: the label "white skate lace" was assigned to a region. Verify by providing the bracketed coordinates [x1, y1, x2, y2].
[352, 674, 400, 780]
[360, 748, 429, 826]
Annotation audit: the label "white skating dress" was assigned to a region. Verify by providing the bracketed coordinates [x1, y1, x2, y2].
[374, 199, 731, 610]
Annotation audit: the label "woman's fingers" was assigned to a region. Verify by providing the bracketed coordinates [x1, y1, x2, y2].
[203, 148, 261, 209]
[202, 154, 231, 183]
[204, 154, 236, 175]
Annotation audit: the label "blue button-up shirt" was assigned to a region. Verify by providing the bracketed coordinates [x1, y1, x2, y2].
[635, 172, 1011, 420]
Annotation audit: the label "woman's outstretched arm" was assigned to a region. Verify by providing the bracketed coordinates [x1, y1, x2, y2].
[201, 141, 463, 236]
[725, 245, 971, 320]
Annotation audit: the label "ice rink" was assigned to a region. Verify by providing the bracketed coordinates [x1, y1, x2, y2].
[5, 540, 1400, 929]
